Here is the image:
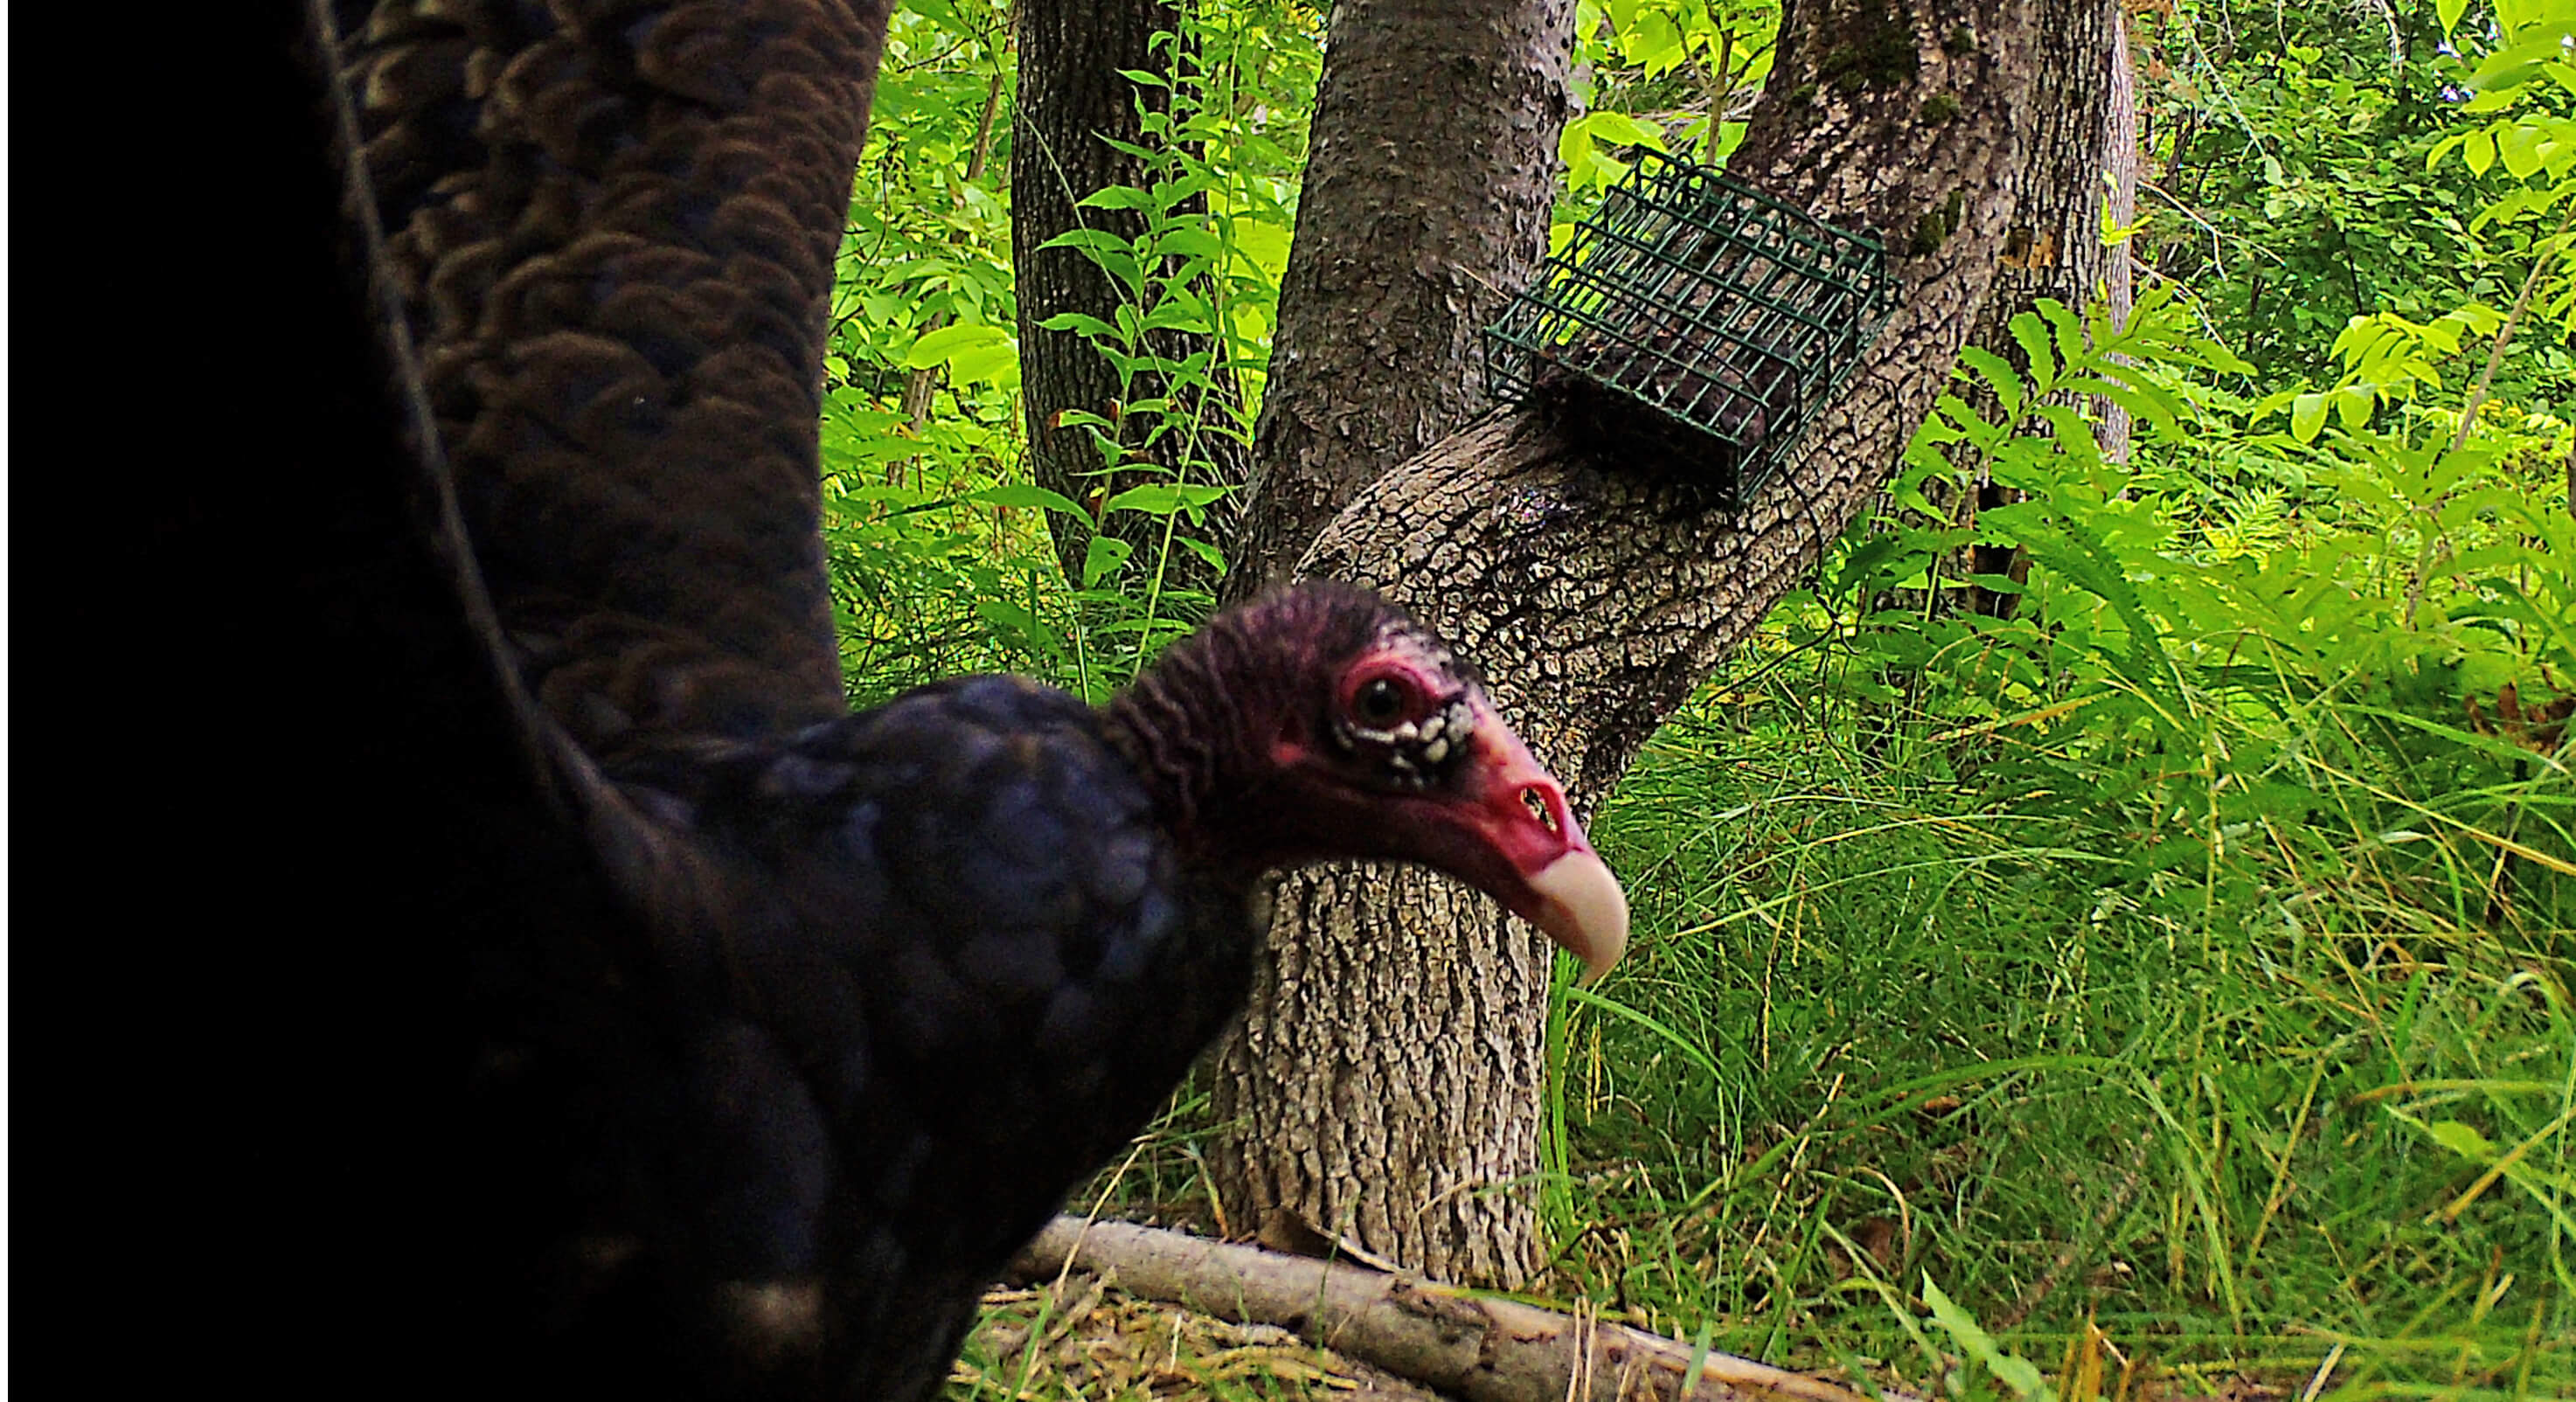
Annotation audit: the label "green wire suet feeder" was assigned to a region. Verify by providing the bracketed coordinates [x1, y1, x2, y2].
[1484, 149, 1895, 510]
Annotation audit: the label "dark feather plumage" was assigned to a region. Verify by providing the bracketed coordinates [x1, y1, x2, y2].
[281, 2, 1630, 1397]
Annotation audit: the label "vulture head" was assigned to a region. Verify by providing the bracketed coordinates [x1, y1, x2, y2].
[1109, 580, 1628, 981]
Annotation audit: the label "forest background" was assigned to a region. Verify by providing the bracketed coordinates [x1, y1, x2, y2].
[814, 0, 2570, 1396]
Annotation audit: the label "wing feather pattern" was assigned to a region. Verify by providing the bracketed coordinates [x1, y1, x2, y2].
[334, 0, 888, 749]
[310, 6, 1267, 1396]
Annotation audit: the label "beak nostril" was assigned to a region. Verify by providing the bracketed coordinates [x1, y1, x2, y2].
[1522, 787, 1559, 833]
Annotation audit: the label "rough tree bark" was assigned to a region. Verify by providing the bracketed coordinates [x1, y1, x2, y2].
[1213, 0, 2053, 1287]
[2103, 5, 2140, 453]
[1220, 0, 1580, 605]
[1202, 0, 1580, 1283]
[1943, 0, 2138, 619]
[1013, 0, 1246, 591]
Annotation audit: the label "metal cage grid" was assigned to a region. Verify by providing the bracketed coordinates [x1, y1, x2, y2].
[1483, 149, 1894, 509]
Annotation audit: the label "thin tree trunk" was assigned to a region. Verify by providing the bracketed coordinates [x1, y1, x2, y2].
[2103, 6, 2139, 458]
[1205, 0, 1579, 1283]
[1012, 0, 1246, 593]
[1220, 0, 1579, 603]
[1879, 0, 2133, 628]
[1215, 0, 2051, 1287]
[1949, 0, 2136, 620]
[895, 61, 1008, 484]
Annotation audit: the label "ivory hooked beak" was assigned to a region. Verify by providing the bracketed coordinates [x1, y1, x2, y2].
[1526, 848, 1629, 984]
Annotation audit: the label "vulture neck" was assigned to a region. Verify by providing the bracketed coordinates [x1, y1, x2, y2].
[1102, 610, 1307, 878]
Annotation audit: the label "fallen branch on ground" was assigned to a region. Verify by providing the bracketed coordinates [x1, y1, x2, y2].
[1006, 1215, 1923, 1402]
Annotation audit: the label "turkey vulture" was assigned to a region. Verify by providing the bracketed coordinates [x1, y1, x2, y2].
[252, 1, 1630, 1396]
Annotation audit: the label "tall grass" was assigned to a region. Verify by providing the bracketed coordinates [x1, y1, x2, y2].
[1566, 676, 2569, 1396]
[1545, 302, 2574, 1398]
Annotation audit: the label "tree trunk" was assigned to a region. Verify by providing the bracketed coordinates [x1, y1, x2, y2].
[1012, 0, 1246, 593]
[1202, 0, 1577, 1281]
[1949, 0, 2138, 619]
[1214, 0, 2051, 1287]
[2103, 6, 2139, 457]
[1220, 0, 1580, 602]
[897, 63, 1008, 454]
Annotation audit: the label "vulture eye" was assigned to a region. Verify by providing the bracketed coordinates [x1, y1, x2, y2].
[1353, 677, 1410, 727]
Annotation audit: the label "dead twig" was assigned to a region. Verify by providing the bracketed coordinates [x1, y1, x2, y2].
[1006, 1216, 1923, 1402]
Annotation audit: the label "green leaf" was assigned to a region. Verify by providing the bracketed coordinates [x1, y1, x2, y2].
[1138, 302, 1214, 336]
[2008, 312, 2058, 385]
[1036, 228, 1133, 258]
[1152, 227, 1226, 260]
[973, 599, 1060, 656]
[1229, 220, 1293, 279]
[2437, 0, 2467, 33]
[1101, 482, 1231, 517]
[1628, 7, 1684, 70]
[2059, 375, 2182, 434]
[1080, 533, 1134, 588]
[1831, 535, 1909, 593]
[2037, 298, 2086, 377]
[1956, 345, 2026, 410]
[2472, 34, 2576, 94]
[1177, 536, 1227, 573]
[2499, 121, 2547, 178]
[966, 483, 1087, 516]
[899, 322, 1011, 371]
[1710, 121, 1748, 165]
[2290, 392, 2329, 443]
[1076, 184, 1154, 212]
[946, 339, 1018, 385]
[1558, 120, 1596, 172]
[2427, 1121, 2499, 1162]
[1923, 1278, 2052, 1400]
[2466, 128, 2497, 175]
[1154, 174, 1219, 207]
[1580, 109, 1670, 150]
[2003, 508, 2177, 703]
[1037, 311, 1119, 341]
